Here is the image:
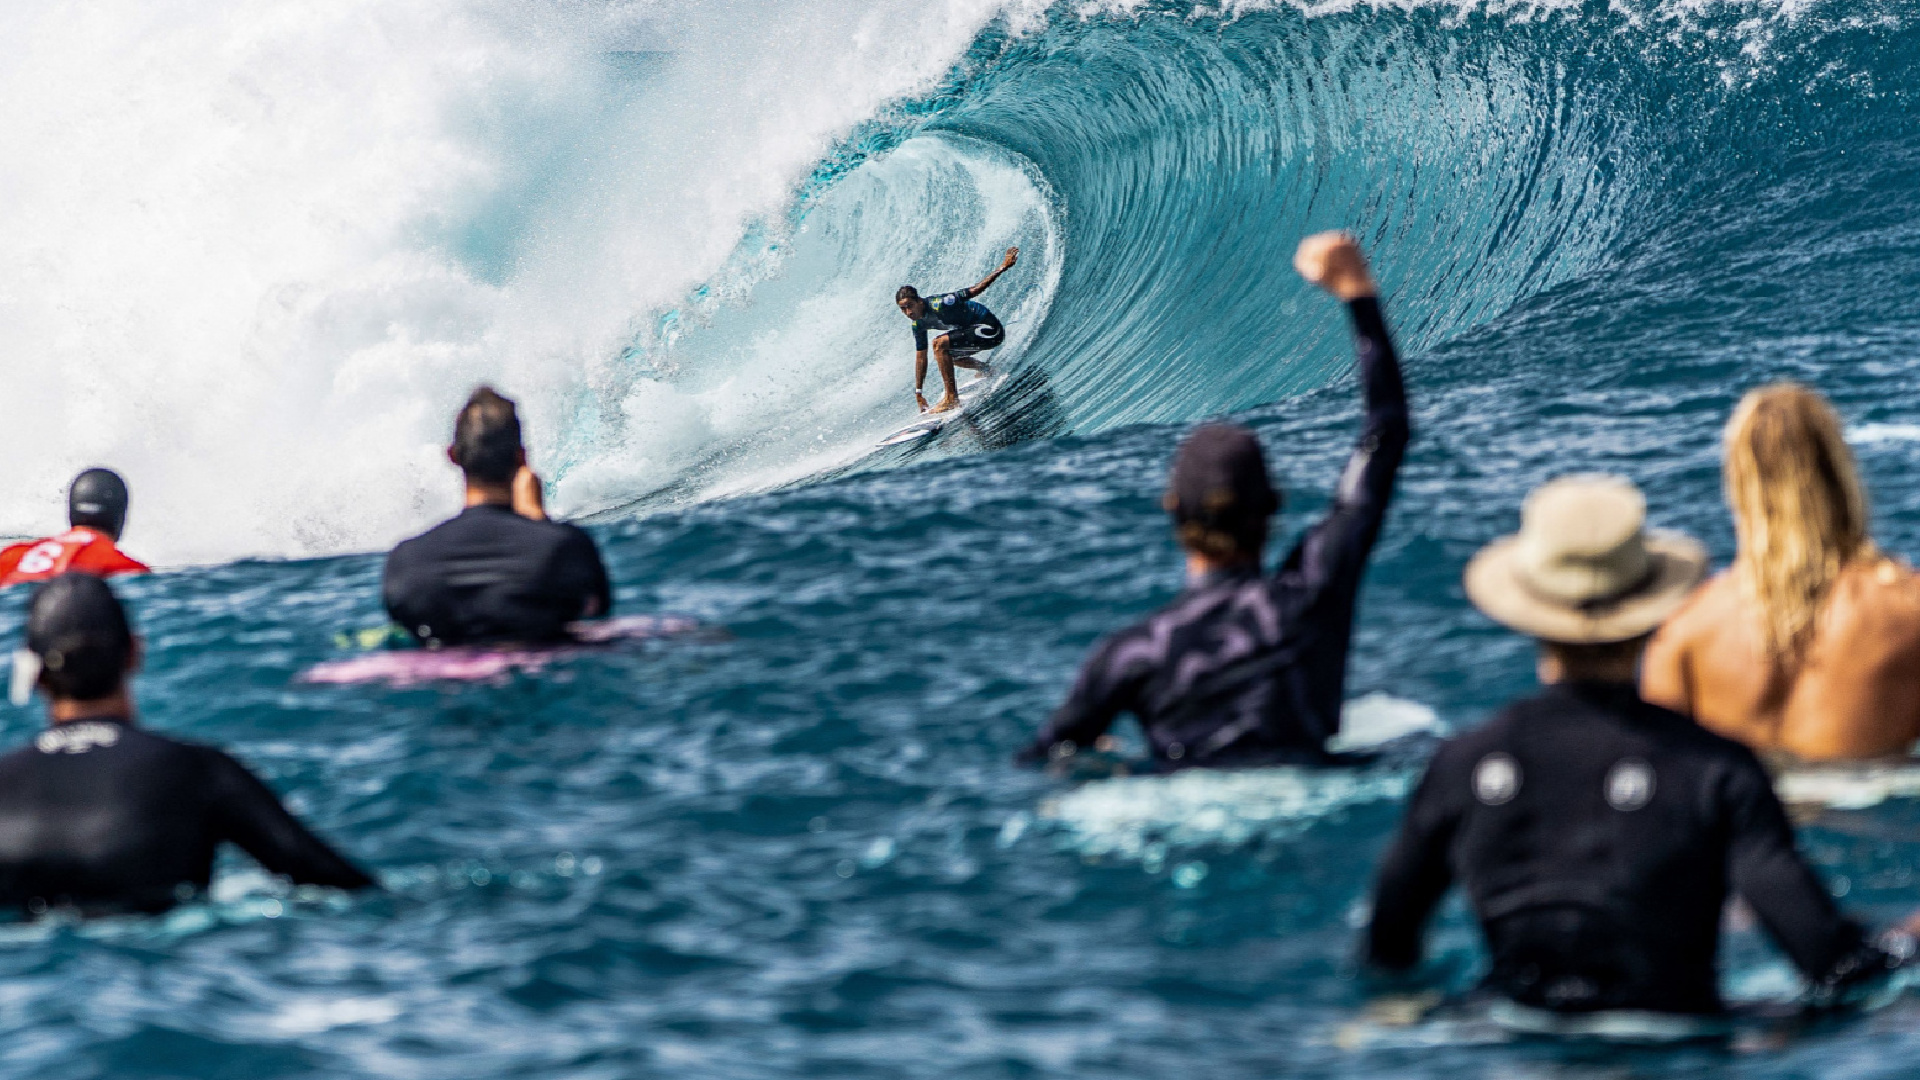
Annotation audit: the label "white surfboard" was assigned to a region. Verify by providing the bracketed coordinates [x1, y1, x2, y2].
[878, 370, 1004, 447]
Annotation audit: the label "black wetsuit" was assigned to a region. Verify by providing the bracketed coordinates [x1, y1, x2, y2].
[0, 718, 373, 915]
[1020, 298, 1409, 769]
[383, 504, 613, 646]
[1366, 682, 1891, 1014]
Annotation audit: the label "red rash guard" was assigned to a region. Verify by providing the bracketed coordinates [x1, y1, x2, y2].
[0, 529, 149, 587]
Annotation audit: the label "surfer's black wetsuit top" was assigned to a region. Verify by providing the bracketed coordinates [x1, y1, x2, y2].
[0, 718, 373, 915]
[1366, 682, 1893, 1014]
[383, 504, 612, 646]
[1020, 298, 1408, 769]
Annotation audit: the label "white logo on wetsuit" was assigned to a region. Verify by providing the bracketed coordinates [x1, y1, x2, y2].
[36, 722, 120, 755]
[1605, 758, 1656, 811]
[1473, 753, 1520, 805]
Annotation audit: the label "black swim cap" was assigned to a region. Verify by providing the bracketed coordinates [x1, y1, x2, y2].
[68, 468, 130, 539]
[25, 573, 134, 702]
[1164, 424, 1281, 556]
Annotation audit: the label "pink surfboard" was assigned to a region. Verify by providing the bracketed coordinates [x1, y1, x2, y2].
[298, 615, 706, 687]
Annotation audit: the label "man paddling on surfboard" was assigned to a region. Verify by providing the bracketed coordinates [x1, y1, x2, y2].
[897, 246, 1018, 414]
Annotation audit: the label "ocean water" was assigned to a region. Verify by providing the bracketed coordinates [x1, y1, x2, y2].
[6, 0, 1920, 1076]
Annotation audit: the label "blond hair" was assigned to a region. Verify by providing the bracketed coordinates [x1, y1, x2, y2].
[1724, 383, 1873, 660]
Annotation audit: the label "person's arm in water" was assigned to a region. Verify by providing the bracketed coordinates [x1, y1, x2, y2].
[1723, 747, 1896, 997]
[1364, 741, 1462, 971]
[962, 247, 1019, 300]
[1279, 233, 1411, 596]
[204, 748, 376, 891]
[1016, 631, 1144, 765]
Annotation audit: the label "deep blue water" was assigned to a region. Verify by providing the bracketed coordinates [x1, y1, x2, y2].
[8, 0, 1920, 1076]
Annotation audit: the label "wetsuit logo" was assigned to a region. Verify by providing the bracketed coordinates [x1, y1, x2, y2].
[1473, 753, 1520, 806]
[35, 722, 121, 755]
[1605, 759, 1656, 811]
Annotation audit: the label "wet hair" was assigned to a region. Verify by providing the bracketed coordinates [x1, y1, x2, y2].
[1162, 424, 1282, 561]
[895, 286, 920, 303]
[26, 574, 134, 702]
[1723, 383, 1874, 662]
[68, 468, 130, 540]
[451, 386, 523, 484]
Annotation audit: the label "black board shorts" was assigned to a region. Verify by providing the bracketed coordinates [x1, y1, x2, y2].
[939, 320, 1004, 355]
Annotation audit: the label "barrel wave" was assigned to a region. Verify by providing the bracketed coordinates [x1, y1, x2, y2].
[2, 0, 1916, 552]
[604, 0, 1916, 506]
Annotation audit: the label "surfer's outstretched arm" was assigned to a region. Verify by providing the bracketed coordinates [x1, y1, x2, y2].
[1278, 235, 1410, 602]
[964, 247, 1019, 300]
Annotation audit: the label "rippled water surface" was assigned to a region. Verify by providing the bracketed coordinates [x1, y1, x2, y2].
[9, 0, 1920, 1076]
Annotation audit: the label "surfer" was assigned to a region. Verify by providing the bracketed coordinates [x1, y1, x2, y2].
[384, 386, 613, 646]
[897, 246, 1018, 414]
[1364, 476, 1900, 1016]
[1642, 383, 1920, 761]
[0, 469, 149, 587]
[0, 574, 374, 915]
[1016, 232, 1408, 770]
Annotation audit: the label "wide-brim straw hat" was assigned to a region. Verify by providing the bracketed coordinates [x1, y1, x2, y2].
[1464, 475, 1708, 644]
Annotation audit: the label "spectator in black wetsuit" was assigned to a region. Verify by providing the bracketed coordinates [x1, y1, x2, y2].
[0, 574, 373, 916]
[1365, 476, 1900, 1016]
[1017, 232, 1410, 770]
[384, 386, 612, 646]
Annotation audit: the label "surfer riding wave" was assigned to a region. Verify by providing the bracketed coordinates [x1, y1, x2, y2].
[897, 247, 1018, 414]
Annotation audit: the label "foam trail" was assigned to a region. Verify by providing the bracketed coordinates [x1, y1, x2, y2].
[0, 0, 1035, 563]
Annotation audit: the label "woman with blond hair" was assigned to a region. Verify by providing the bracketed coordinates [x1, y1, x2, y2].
[1642, 383, 1920, 760]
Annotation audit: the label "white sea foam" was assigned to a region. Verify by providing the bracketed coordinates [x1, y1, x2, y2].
[1847, 423, 1920, 446]
[1042, 694, 1442, 860]
[0, 0, 1046, 563]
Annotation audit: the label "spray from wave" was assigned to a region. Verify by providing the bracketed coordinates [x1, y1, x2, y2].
[0, 0, 1036, 562]
[2, 0, 1905, 562]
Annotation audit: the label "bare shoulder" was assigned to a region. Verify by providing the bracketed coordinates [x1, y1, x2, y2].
[1833, 555, 1920, 635]
[1656, 571, 1736, 641]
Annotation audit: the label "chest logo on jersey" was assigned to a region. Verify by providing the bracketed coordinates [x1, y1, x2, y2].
[1473, 753, 1521, 806]
[36, 722, 121, 755]
[1605, 759, 1656, 812]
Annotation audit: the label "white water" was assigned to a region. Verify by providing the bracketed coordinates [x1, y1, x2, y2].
[0, 0, 1048, 564]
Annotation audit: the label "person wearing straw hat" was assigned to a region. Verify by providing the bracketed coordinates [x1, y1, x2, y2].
[1363, 475, 1900, 1018]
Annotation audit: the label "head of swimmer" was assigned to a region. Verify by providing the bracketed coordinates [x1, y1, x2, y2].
[1724, 382, 1872, 660]
[1162, 424, 1280, 574]
[68, 468, 130, 541]
[448, 386, 545, 519]
[895, 286, 928, 321]
[24, 574, 141, 721]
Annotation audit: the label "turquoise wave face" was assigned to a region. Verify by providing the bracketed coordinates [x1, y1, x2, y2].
[630, 0, 1917, 469]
